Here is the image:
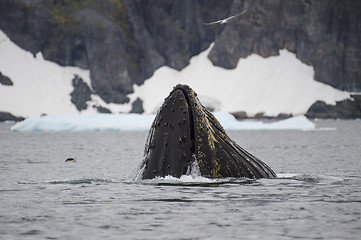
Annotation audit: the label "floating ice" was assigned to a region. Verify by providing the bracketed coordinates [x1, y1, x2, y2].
[11, 112, 315, 132]
[213, 112, 315, 130]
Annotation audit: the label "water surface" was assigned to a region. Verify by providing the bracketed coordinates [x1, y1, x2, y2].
[0, 120, 360, 239]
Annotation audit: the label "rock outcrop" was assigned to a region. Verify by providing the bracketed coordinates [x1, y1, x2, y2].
[0, 112, 24, 122]
[306, 95, 361, 119]
[129, 97, 144, 114]
[0, 71, 13, 86]
[209, 0, 361, 92]
[70, 75, 92, 111]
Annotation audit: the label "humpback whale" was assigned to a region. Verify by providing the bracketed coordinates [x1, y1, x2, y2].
[140, 84, 276, 179]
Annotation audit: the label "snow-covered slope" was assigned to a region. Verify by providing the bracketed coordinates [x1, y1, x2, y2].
[129, 45, 350, 116]
[0, 30, 130, 117]
[0, 29, 350, 118]
[0, 30, 87, 116]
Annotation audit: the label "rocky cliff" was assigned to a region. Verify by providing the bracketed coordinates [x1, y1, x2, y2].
[0, 0, 230, 104]
[306, 94, 361, 119]
[209, 0, 361, 92]
[0, 0, 360, 106]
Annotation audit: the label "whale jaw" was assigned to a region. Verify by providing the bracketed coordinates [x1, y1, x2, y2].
[141, 84, 276, 179]
[141, 86, 195, 179]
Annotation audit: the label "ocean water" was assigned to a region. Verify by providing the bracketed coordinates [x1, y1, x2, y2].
[0, 120, 360, 240]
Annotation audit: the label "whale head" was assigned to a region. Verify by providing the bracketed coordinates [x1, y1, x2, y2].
[139, 84, 276, 179]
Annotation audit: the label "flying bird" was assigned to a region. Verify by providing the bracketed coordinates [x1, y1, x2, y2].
[203, 9, 247, 25]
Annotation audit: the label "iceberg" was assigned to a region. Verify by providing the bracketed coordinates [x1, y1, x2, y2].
[213, 112, 315, 130]
[11, 112, 315, 132]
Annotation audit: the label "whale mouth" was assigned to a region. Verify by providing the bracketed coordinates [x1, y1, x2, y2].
[141, 85, 199, 179]
[170, 86, 197, 154]
[140, 84, 277, 180]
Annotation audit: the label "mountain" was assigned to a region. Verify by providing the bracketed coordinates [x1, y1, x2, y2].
[0, 0, 360, 119]
[0, 0, 230, 104]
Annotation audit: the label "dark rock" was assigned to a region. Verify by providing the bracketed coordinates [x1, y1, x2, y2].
[231, 111, 293, 120]
[254, 112, 266, 119]
[306, 95, 361, 119]
[209, 0, 361, 92]
[231, 111, 248, 120]
[0, 72, 13, 86]
[130, 97, 144, 114]
[0, 1, 53, 57]
[70, 74, 92, 111]
[276, 113, 293, 120]
[0, 112, 25, 122]
[95, 105, 111, 114]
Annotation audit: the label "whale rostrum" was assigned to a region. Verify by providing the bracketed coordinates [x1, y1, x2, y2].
[140, 84, 276, 179]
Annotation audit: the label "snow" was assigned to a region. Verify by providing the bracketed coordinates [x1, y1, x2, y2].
[11, 112, 315, 132]
[0, 29, 350, 119]
[128, 45, 350, 116]
[0, 30, 130, 117]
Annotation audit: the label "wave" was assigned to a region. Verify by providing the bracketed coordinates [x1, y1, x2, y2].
[131, 173, 344, 186]
[277, 173, 344, 183]
[16, 174, 343, 187]
[132, 175, 255, 186]
[47, 178, 117, 185]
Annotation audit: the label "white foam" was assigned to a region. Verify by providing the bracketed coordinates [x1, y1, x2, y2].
[135, 175, 245, 186]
